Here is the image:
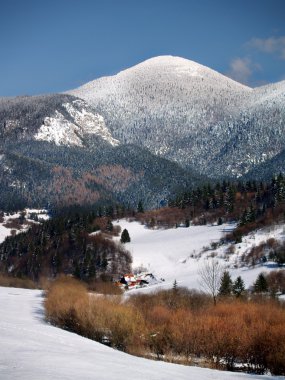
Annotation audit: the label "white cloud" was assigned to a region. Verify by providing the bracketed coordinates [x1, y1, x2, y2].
[226, 57, 261, 85]
[246, 36, 285, 60]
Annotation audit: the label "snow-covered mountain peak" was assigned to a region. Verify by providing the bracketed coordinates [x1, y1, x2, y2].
[66, 56, 253, 168]
[125, 55, 204, 74]
[69, 55, 252, 95]
[122, 55, 234, 82]
[64, 57, 285, 179]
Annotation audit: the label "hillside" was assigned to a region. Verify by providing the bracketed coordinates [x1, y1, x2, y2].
[0, 94, 204, 210]
[1, 173, 285, 285]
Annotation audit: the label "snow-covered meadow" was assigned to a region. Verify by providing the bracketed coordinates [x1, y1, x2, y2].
[114, 219, 285, 292]
[0, 286, 281, 380]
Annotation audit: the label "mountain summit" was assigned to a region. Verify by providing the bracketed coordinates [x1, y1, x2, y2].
[68, 55, 285, 178]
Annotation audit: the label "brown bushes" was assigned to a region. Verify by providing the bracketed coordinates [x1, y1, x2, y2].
[0, 274, 36, 289]
[88, 280, 123, 295]
[45, 276, 145, 352]
[267, 270, 285, 294]
[130, 291, 285, 374]
[45, 276, 89, 332]
[130, 288, 212, 312]
[129, 292, 285, 374]
[45, 281, 285, 375]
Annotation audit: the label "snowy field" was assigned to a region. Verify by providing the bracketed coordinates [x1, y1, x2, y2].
[0, 286, 281, 380]
[114, 220, 285, 292]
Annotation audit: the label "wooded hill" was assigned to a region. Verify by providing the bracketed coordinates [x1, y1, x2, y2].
[1, 174, 285, 282]
[138, 174, 285, 230]
[0, 208, 131, 282]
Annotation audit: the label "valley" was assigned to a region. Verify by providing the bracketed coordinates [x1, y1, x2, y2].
[1, 55, 285, 378]
[2, 1, 285, 378]
[113, 219, 285, 293]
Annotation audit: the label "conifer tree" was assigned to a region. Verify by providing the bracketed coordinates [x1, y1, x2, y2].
[73, 262, 81, 279]
[218, 270, 233, 297]
[254, 272, 268, 293]
[120, 228, 131, 243]
[232, 276, 245, 297]
[106, 219, 113, 232]
[172, 279, 178, 293]
[137, 200, 144, 213]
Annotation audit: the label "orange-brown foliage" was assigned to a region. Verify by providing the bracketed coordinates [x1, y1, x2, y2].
[44, 166, 101, 206]
[0, 274, 36, 289]
[92, 165, 143, 192]
[45, 281, 285, 375]
[136, 207, 191, 229]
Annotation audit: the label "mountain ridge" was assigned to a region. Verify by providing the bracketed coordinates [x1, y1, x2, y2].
[0, 92, 204, 210]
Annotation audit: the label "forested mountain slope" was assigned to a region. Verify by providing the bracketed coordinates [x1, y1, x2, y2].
[0, 94, 203, 210]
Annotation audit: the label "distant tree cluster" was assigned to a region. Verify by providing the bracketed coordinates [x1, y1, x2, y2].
[0, 208, 132, 281]
[199, 259, 285, 302]
[166, 175, 285, 233]
[218, 271, 245, 298]
[217, 269, 285, 299]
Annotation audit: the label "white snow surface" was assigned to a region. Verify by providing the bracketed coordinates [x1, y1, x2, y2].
[0, 212, 27, 244]
[0, 286, 279, 380]
[34, 99, 119, 147]
[114, 220, 285, 292]
[34, 110, 84, 146]
[0, 209, 49, 244]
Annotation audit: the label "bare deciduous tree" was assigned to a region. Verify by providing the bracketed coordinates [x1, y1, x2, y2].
[198, 259, 223, 305]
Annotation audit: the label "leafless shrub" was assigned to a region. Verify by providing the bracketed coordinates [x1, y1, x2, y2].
[198, 259, 224, 305]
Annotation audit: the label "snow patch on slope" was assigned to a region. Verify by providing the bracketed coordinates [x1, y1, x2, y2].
[62, 100, 119, 146]
[0, 209, 49, 244]
[34, 99, 119, 147]
[34, 110, 83, 146]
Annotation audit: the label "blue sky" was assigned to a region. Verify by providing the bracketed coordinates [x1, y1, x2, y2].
[1, 0, 285, 96]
